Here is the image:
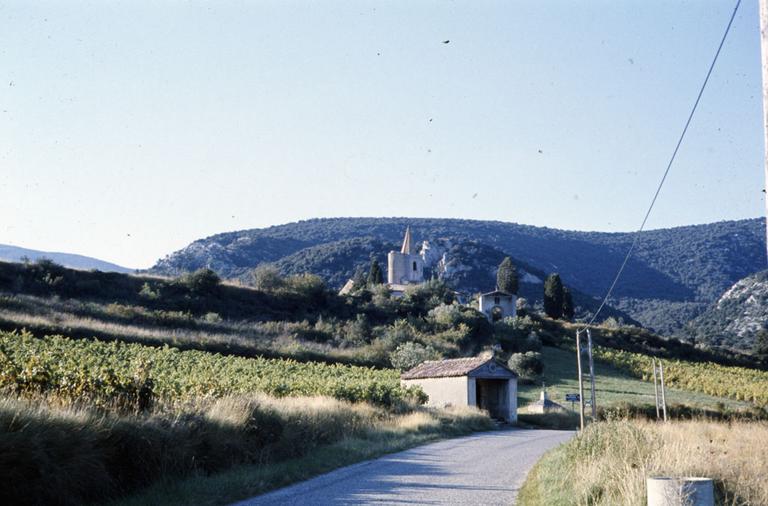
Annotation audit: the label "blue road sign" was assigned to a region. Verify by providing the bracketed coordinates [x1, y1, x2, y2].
[565, 393, 580, 402]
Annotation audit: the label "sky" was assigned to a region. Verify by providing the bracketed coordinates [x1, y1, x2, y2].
[1, 0, 765, 269]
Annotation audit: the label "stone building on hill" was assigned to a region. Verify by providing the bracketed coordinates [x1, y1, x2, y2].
[387, 226, 424, 288]
[401, 356, 518, 422]
[478, 290, 517, 322]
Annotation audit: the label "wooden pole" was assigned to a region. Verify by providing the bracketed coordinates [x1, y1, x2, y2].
[652, 359, 661, 420]
[760, 0, 768, 261]
[659, 360, 668, 422]
[586, 329, 597, 418]
[576, 330, 585, 431]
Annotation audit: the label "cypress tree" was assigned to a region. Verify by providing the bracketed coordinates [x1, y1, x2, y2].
[496, 257, 519, 294]
[543, 273, 564, 319]
[367, 259, 383, 286]
[754, 328, 768, 361]
[561, 286, 574, 321]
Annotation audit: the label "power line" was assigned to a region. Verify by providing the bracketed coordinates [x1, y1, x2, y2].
[582, 0, 742, 330]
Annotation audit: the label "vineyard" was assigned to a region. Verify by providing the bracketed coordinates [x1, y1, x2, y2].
[0, 330, 421, 408]
[593, 345, 768, 407]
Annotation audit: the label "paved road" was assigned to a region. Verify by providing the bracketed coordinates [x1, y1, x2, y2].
[234, 429, 574, 506]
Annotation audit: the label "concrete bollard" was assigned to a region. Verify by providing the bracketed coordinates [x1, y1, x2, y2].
[647, 477, 714, 506]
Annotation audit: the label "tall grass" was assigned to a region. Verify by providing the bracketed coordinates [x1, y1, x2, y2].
[518, 420, 768, 505]
[0, 393, 492, 506]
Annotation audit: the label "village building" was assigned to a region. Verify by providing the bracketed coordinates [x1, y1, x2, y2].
[479, 290, 517, 322]
[338, 227, 425, 297]
[387, 227, 424, 296]
[401, 356, 518, 422]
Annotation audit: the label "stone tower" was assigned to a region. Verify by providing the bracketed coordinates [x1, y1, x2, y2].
[387, 227, 424, 285]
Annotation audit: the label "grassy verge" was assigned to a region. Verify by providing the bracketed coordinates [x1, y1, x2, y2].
[109, 417, 484, 506]
[0, 393, 492, 506]
[517, 420, 768, 505]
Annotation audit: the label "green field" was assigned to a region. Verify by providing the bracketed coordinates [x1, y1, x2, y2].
[517, 346, 749, 411]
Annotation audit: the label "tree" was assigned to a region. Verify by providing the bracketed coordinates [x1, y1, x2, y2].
[754, 328, 768, 360]
[367, 259, 383, 286]
[543, 273, 564, 319]
[389, 342, 438, 371]
[508, 351, 544, 379]
[179, 268, 220, 295]
[496, 257, 519, 294]
[251, 265, 284, 292]
[561, 286, 574, 321]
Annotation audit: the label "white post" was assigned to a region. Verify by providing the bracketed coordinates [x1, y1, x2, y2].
[647, 477, 714, 506]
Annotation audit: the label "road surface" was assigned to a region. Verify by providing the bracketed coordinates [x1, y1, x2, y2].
[233, 428, 574, 505]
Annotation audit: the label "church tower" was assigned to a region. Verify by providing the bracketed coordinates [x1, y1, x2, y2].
[387, 227, 424, 285]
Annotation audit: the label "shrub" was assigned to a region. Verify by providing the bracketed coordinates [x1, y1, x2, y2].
[203, 312, 222, 323]
[401, 279, 455, 312]
[428, 303, 465, 328]
[342, 314, 370, 346]
[389, 342, 439, 371]
[371, 284, 393, 309]
[508, 351, 544, 379]
[251, 265, 285, 292]
[138, 282, 160, 300]
[178, 268, 220, 295]
[523, 332, 543, 352]
[285, 273, 326, 302]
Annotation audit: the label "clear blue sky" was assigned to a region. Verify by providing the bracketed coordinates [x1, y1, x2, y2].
[1, 0, 764, 268]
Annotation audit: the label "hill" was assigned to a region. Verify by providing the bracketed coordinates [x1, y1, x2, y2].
[150, 217, 767, 334]
[680, 270, 768, 353]
[0, 244, 132, 273]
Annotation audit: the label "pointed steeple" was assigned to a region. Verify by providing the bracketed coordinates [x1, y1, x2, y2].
[400, 226, 413, 255]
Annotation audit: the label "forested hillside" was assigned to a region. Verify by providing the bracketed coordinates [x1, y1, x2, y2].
[680, 270, 768, 353]
[151, 217, 766, 334]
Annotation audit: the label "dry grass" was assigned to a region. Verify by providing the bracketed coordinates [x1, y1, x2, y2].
[519, 420, 768, 506]
[0, 392, 492, 506]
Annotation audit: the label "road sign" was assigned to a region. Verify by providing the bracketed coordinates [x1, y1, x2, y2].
[565, 393, 580, 402]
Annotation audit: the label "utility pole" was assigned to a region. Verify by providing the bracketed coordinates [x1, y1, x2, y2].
[761, 0, 768, 261]
[652, 359, 661, 420]
[575, 330, 586, 431]
[586, 329, 597, 418]
[659, 360, 668, 422]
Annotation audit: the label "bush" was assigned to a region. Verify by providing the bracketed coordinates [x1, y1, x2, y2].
[138, 282, 160, 300]
[251, 265, 285, 292]
[178, 268, 220, 295]
[203, 312, 222, 323]
[389, 342, 439, 371]
[508, 351, 544, 379]
[285, 273, 326, 302]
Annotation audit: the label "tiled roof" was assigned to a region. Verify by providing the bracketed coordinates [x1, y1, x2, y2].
[480, 290, 514, 297]
[401, 357, 499, 379]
